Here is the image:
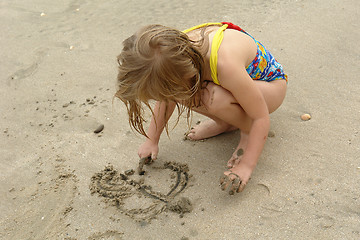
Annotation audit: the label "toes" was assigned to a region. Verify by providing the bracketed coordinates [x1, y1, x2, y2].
[184, 130, 195, 140]
[186, 134, 196, 141]
[185, 128, 198, 140]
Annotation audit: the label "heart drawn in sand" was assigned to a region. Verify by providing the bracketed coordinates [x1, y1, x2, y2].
[89, 161, 192, 222]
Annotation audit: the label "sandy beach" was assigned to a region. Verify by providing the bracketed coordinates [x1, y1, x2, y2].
[1, 0, 359, 239]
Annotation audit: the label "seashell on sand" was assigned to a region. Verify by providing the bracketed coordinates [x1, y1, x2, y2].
[301, 113, 311, 121]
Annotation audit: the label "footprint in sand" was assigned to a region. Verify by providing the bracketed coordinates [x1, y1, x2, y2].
[8, 48, 48, 82]
[89, 161, 192, 222]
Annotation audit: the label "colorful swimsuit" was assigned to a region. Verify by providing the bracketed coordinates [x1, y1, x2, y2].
[183, 22, 288, 85]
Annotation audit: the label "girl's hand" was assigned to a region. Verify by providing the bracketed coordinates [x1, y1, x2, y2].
[138, 139, 159, 160]
[221, 158, 254, 194]
[229, 160, 254, 184]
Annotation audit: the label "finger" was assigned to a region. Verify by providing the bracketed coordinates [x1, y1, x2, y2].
[138, 151, 149, 158]
[221, 181, 230, 191]
[237, 181, 246, 193]
[138, 158, 147, 175]
[219, 175, 227, 185]
[220, 177, 231, 191]
[229, 178, 241, 195]
[144, 156, 153, 165]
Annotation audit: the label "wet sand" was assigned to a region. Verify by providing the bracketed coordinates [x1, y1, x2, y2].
[1, 0, 359, 239]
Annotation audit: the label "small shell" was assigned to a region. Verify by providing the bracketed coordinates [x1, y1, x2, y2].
[93, 124, 104, 133]
[301, 113, 311, 121]
[40, 13, 46, 17]
[69, 46, 74, 50]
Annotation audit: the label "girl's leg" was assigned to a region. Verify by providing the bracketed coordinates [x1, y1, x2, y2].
[187, 83, 250, 140]
[186, 107, 237, 141]
[189, 79, 287, 165]
[190, 80, 286, 137]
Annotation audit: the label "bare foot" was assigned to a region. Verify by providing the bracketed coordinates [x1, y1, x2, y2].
[227, 132, 249, 168]
[186, 119, 237, 140]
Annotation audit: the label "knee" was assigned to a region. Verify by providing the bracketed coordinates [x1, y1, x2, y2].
[203, 84, 233, 114]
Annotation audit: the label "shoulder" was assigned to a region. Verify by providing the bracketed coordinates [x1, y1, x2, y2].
[216, 30, 257, 87]
[219, 29, 257, 67]
[216, 29, 257, 84]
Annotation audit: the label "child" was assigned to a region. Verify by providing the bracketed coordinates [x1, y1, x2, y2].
[115, 22, 287, 195]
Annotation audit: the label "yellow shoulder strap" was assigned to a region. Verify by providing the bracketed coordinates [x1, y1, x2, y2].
[210, 24, 228, 85]
[182, 22, 228, 85]
[182, 22, 223, 33]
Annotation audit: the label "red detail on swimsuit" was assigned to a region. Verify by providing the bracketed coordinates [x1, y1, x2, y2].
[221, 22, 245, 32]
[267, 71, 274, 77]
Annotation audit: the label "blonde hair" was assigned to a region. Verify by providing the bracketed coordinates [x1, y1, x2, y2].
[115, 24, 208, 137]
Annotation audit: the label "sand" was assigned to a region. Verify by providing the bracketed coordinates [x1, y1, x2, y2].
[1, 0, 359, 239]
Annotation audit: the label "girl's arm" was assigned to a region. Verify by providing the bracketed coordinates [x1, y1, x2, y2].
[221, 65, 270, 180]
[138, 101, 176, 159]
[217, 41, 270, 181]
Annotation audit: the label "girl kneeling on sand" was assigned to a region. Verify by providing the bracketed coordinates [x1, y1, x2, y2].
[115, 22, 287, 195]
